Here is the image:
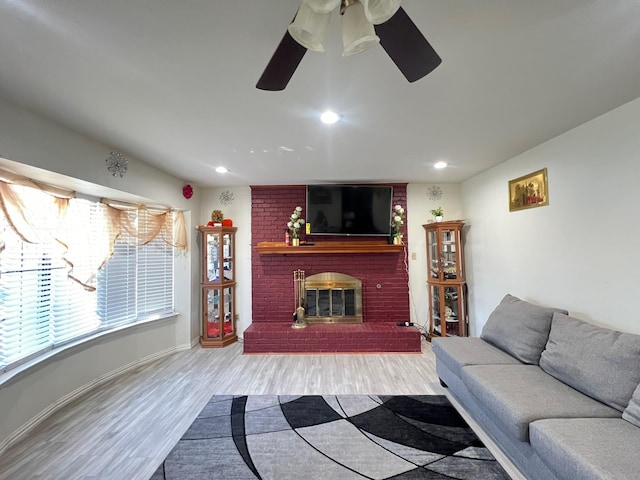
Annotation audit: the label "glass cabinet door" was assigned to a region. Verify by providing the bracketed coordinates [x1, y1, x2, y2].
[204, 286, 235, 340]
[429, 284, 467, 337]
[430, 284, 442, 336]
[443, 286, 462, 336]
[427, 230, 439, 279]
[223, 232, 234, 281]
[206, 232, 220, 282]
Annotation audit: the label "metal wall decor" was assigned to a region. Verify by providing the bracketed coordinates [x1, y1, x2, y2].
[219, 190, 235, 206]
[427, 185, 443, 201]
[106, 151, 128, 177]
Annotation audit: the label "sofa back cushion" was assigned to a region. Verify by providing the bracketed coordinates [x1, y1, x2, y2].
[540, 312, 640, 412]
[622, 383, 640, 427]
[480, 294, 568, 364]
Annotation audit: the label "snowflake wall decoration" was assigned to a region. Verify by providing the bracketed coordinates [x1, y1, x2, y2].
[427, 185, 443, 201]
[106, 151, 128, 177]
[219, 190, 234, 206]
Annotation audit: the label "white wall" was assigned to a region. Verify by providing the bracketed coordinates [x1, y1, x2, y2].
[406, 184, 463, 330]
[462, 97, 640, 336]
[198, 187, 252, 336]
[0, 95, 199, 450]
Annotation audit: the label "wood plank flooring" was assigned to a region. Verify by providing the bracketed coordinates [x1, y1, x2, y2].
[0, 339, 443, 480]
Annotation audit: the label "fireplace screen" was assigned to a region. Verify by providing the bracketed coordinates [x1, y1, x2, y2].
[304, 272, 362, 324]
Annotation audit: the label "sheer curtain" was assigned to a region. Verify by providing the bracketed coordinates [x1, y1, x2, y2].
[0, 168, 187, 290]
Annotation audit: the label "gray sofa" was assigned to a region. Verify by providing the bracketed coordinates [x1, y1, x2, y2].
[432, 294, 640, 480]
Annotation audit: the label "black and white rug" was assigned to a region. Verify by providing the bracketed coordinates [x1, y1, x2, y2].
[151, 395, 509, 479]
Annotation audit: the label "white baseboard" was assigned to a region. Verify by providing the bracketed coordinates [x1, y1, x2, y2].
[0, 342, 192, 456]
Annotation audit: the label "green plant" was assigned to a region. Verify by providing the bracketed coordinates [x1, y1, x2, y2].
[211, 209, 224, 222]
[430, 206, 443, 217]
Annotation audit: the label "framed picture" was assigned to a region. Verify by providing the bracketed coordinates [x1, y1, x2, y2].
[508, 168, 549, 212]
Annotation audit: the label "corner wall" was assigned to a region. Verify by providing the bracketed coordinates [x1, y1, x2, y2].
[0, 95, 198, 450]
[461, 97, 640, 335]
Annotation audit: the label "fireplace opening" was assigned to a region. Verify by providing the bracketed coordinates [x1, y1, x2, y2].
[304, 272, 362, 324]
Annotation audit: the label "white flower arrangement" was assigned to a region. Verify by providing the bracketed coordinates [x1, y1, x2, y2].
[287, 206, 305, 239]
[391, 204, 405, 237]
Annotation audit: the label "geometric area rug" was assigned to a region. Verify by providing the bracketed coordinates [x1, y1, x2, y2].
[150, 395, 510, 480]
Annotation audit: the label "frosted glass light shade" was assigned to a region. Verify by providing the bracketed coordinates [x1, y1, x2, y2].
[304, 0, 341, 14]
[288, 3, 332, 52]
[342, 2, 380, 56]
[362, 0, 402, 24]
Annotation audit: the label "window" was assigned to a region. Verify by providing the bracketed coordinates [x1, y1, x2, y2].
[0, 197, 175, 372]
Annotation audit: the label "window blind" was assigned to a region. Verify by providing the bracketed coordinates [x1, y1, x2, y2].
[0, 197, 176, 372]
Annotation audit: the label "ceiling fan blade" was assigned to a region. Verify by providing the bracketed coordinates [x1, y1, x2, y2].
[374, 7, 442, 83]
[256, 30, 307, 91]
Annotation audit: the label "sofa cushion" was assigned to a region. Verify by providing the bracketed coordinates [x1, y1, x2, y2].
[480, 294, 568, 364]
[622, 382, 640, 427]
[539, 312, 640, 412]
[530, 418, 640, 480]
[461, 364, 620, 442]
[432, 337, 522, 378]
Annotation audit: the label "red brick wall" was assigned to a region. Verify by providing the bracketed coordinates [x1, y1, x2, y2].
[251, 185, 409, 324]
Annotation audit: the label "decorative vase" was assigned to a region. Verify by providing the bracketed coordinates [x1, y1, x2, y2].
[292, 238, 300, 247]
[393, 235, 402, 245]
[435, 216, 443, 222]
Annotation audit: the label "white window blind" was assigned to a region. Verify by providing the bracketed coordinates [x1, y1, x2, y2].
[137, 210, 174, 317]
[0, 229, 63, 366]
[0, 197, 176, 372]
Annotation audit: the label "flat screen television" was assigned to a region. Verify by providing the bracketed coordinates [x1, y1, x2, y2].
[306, 185, 393, 236]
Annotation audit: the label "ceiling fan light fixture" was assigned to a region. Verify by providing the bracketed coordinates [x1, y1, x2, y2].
[304, 0, 341, 14]
[288, 3, 332, 52]
[361, 0, 401, 24]
[341, 1, 380, 56]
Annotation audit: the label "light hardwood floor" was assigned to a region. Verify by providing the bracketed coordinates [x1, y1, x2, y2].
[0, 339, 444, 480]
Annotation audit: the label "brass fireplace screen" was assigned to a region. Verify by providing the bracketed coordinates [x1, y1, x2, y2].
[304, 272, 363, 324]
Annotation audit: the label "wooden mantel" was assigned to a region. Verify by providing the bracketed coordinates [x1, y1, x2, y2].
[256, 241, 403, 255]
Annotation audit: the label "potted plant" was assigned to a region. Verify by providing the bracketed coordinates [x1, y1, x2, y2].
[430, 206, 444, 222]
[287, 206, 305, 246]
[211, 209, 224, 226]
[391, 204, 405, 244]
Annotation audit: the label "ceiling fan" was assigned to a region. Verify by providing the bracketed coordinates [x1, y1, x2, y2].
[256, 0, 442, 91]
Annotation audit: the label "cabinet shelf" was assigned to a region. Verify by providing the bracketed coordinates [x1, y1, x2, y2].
[256, 241, 403, 255]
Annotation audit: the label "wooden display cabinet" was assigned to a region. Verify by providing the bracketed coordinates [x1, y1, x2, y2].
[423, 221, 468, 338]
[198, 226, 237, 347]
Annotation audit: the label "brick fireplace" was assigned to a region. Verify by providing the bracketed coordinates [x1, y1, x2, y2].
[244, 184, 421, 353]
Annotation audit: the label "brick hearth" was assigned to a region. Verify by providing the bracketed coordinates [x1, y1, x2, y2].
[247, 184, 420, 354]
[243, 322, 421, 354]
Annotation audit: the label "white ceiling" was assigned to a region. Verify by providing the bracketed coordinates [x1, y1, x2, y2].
[1, 0, 640, 187]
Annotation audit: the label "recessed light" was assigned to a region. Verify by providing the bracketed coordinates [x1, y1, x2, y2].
[434, 161, 448, 169]
[320, 110, 341, 125]
[215, 166, 228, 174]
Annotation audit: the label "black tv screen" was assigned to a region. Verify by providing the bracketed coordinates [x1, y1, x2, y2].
[306, 185, 393, 236]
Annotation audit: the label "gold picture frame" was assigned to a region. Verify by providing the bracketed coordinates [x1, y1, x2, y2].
[508, 168, 549, 212]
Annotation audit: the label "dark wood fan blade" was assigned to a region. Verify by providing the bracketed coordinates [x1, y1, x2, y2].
[256, 30, 307, 91]
[375, 7, 442, 83]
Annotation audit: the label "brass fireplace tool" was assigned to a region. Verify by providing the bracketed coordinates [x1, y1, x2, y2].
[292, 269, 308, 329]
